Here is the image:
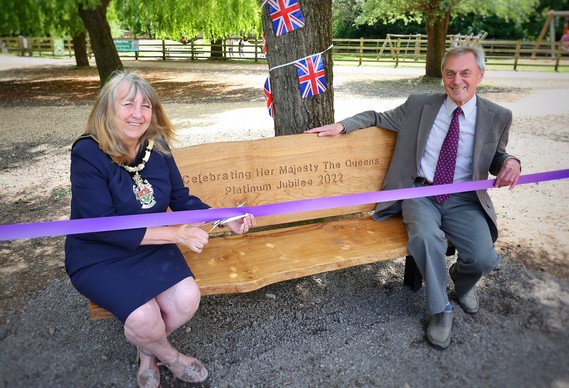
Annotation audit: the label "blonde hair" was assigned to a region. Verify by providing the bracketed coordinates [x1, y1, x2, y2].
[84, 70, 175, 165]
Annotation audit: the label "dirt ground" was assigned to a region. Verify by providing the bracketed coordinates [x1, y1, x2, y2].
[0, 56, 568, 387]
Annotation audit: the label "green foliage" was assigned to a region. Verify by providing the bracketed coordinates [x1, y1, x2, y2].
[113, 0, 261, 40]
[0, 0, 103, 37]
[1, 0, 559, 42]
[523, 0, 569, 41]
[353, 0, 539, 27]
[36, 0, 86, 37]
[333, 0, 427, 38]
[450, 14, 525, 39]
[0, 0, 40, 35]
[452, 0, 539, 23]
[338, 0, 549, 40]
[1, 0, 261, 40]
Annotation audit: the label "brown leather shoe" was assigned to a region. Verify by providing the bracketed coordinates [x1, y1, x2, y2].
[449, 263, 479, 314]
[427, 311, 452, 349]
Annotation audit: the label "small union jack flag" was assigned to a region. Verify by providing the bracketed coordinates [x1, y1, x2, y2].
[264, 77, 274, 118]
[295, 53, 327, 99]
[268, 0, 305, 36]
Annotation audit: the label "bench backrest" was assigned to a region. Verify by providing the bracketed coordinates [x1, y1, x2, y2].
[172, 126, 395, 227]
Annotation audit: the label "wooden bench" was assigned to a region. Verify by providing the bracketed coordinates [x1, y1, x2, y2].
[89, 126, 431, 320]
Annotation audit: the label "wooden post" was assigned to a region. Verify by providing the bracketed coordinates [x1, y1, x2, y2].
[414, 34, 420, 61]
[395, 38, 401, 67]
[555, 41, 562, 72]
[358, 37, 364, 66]
[548, 16, 556, 58]
[534, 11, 554, 58]
[514, 41, 521, 71]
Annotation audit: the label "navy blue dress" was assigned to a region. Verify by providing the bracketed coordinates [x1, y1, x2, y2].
[65, 137, 210, 323]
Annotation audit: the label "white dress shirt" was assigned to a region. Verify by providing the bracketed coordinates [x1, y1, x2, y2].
[418, 96, 477, 183]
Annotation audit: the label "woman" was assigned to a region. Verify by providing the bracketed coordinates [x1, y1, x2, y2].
[65, 71, 255, 387]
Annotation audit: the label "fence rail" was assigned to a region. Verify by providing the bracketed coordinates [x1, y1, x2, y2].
[1, 35, 568, 71]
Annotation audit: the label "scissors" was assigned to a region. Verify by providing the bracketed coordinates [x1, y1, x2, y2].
[206, 202, 248, 232]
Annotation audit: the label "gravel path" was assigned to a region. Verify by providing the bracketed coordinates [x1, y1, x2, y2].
[0, 55, 568, 388]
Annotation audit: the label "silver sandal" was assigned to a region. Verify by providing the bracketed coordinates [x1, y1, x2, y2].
[157, 352, 208, 383]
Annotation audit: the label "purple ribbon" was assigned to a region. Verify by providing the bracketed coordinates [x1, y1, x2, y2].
[1, 169, 568, 241]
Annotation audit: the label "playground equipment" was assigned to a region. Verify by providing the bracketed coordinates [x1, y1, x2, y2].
[378, 32, 487, 60]
[533, 10, 569, 58]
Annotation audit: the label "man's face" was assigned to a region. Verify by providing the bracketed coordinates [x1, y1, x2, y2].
[442, 52, 484, 106]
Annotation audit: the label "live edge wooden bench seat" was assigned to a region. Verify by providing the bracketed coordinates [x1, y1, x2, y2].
[89, 126, 423, 320]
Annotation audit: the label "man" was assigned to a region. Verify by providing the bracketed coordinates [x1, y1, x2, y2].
[306, 46, 521, 349]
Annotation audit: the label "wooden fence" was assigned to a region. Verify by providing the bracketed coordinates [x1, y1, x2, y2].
[1, 35, 568, 71]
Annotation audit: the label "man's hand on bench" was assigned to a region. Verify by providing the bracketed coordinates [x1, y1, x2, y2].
[304, 122, 345, 137]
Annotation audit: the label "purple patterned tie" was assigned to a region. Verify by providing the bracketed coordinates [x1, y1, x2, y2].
[433, 106, 463, 203]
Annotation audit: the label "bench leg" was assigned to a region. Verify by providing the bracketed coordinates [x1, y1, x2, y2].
[403, 246, 456, 292]
[403, 255, 423, 292]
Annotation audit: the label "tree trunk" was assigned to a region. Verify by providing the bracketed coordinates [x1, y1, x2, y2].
[210, 38, 224, 59]
[425, 11, 450, 78]
[72, 32, 90, 68]
[78, 0, 123, 85]
[261, 0, 334, 136]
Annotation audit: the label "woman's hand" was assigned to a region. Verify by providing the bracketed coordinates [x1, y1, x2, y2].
[224, 213, 256, 234]
[174, 224, 210, 253]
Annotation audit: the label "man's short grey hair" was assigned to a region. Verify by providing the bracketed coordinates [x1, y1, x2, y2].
[442, 45, 486, 72]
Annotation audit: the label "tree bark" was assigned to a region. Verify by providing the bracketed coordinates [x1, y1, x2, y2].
[78, 0, 123, 85]
[72, 32, 90, 68]
[261, 0, 334, 136]
[425, 11, 450, 78]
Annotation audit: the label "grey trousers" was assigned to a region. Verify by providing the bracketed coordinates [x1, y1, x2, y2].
[402, 189, 500, 314]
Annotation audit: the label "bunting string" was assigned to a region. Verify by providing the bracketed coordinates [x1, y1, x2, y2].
[268, 44, 334, 72]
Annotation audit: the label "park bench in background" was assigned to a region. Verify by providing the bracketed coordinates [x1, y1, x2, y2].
[89, 126, 435, 320]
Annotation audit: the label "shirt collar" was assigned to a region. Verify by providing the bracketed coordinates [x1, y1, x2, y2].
[445, 95, 477, 119]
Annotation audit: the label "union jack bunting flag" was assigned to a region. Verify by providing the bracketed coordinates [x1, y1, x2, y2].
[294, 53, 327, 99]
[264, 77, 274, 118]
[268, 0, 305, 36]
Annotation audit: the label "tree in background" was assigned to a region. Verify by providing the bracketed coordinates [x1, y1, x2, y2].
[0, 0, 123, 83]
[0, 0, 90, 67]
[114, 0, 261, 58]
[351, 0, 539, 77]
[84, 0, 262, 82]
[451, 0, 569, 41]
[36, 0, 98, 68]
[0, 0, 261, 84]
[79, 0, 123, 84]
[333, 0, 425, 38]
[261, 0, 335, 135]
